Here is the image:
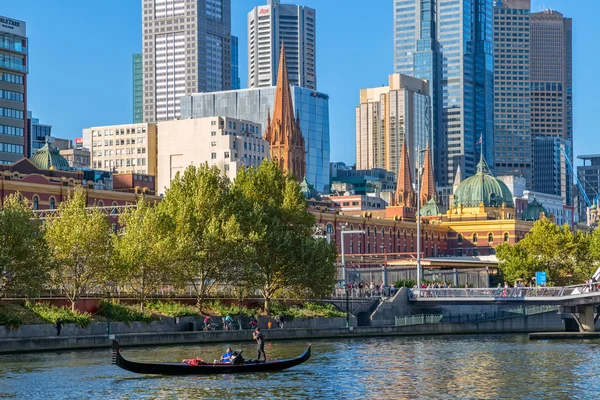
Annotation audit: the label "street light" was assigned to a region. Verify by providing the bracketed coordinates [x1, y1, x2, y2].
[415, 146, 427, 290]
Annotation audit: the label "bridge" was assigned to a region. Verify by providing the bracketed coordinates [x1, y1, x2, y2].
[410, 284, 600, 332]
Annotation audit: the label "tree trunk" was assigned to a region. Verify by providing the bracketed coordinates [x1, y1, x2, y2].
[70, 299, 77, 312]
[263, 294, 270, 315]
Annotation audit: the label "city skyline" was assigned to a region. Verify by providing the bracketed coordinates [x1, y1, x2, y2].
[0, 0, 594, 167]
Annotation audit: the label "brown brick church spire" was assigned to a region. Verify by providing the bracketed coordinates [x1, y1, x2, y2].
[420, 142, 436, 206]
[264, 44, 306, 181]
[395, 140, 415, 207]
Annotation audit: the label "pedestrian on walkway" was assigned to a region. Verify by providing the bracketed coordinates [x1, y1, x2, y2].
[55, 319, 63, 336]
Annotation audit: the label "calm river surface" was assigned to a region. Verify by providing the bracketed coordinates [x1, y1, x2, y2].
[2, 334, 600, 399]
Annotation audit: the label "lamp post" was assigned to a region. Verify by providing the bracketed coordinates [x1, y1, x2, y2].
[415, 146, 427, 289]
[340, 224, 365, 286]
[380, 244, 387, 288]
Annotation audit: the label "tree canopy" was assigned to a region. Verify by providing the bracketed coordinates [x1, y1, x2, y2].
[44, 187, 112, 310]
[0, 194, 49, 298]
[496, 218, 594, 286]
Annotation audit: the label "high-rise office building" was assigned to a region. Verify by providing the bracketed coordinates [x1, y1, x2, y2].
[577, 155, 600, 223]
[180, 85, 330, 192]
[530, 9, 572, 142]
[248, 0, 316, 90]
[132, 53, 143, 123]
[355, 74, 431, 179]
[532, 136, 572, 206]
[493, 0, 532, 186]
[27, 111, 51, 157]
[393, 0, 494, 188]
[142, 0, 232, 122]
[0, 15, 27, 163]
[231, 36, 240, 90]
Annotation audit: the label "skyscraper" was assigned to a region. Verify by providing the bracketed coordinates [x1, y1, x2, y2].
[142, 0, 232, 122]
[231, 35, 240, 90]
[132, 53, 143, 123]
[530, 10, 572, 142]
[355, 74, 431, 179]
[27, 111, 51, 158]
[0, 15, 27, 162]
[493, 0, 532, 186]
[532, 136, 572, 206]
[393, 0, 494, 188]
[248, 0, 316, 90]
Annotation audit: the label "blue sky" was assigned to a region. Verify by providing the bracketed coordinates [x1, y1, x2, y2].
[2, 0, 597, 165]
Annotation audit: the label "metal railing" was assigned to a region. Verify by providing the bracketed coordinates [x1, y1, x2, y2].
[395, 314, 443, 326]
[330, 287, 394, 300]
[410, 287, 566, 299]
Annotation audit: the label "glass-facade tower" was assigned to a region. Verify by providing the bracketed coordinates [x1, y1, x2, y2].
[231, 36, 240, 90]
[132, 53, 143, 123]
[393, 0, 494, 189]
[180, 86, 330, 192]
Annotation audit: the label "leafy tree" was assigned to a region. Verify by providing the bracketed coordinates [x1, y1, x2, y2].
[496, 218, 592, 286]
[0, 194, 50, 298]
[112, 196, 174, 311]
[44, 187, 112, 311]
[158, 163, 243, 308]
[232, 160, 336, 314]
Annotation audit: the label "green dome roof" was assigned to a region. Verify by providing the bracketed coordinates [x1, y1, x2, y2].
[299, 177, 320, 200]
[420, 198, 443, 216]
[522, 198, 548, 221]
[453, 158, 514, 208]
[30, 142, 71, 171]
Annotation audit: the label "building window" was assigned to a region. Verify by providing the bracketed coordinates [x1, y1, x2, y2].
[224, 151, 229, 158]
[504, 233, 509, 243]
[457, 234, 463, 244]
[211, 141, 217, 146]
[211, 153, 217, 159]
[488, 233, 494, 243]
[473, 234, 478, 244]
[33, 196, 39, 210]
[326, 224, 333, 234]
[49, 197, 55, 210]
[98, 200, 104, 207]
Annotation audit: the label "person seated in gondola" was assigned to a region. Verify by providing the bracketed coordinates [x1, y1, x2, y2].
[220, 347, 233, 364]
[182, 356, 205, 366]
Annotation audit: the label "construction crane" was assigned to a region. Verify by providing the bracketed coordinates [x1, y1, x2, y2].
[561, 147, 595, 207]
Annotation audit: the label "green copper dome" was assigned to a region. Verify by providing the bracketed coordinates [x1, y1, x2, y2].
[30, 142, 71, 171]
[299, 177, 321, 200]
[453, 158, 514, 208]
[420, 198, 443, 216]
[522, 198, 548, 221]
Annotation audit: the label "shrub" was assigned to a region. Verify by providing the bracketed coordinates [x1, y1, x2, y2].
[96, 301, 152, 324]
[205, 300, 256, 317]
[0, 311, 23, 330]
[394, 280, 415, 288]
[25, 301, 91, 328]
[145, 301, 199, 318]
[287, 303, 346, 319]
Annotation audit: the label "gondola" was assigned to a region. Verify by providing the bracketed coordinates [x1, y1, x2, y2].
[111, 340, 311, 375]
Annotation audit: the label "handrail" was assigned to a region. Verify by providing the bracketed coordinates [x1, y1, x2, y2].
[395, 314, 443, 326]
[410, 287, 567, 299]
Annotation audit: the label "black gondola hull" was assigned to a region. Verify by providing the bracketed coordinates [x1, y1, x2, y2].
[112, 340, 311, 375]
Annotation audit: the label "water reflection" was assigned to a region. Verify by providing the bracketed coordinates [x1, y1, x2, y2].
[1, 335, 600, 399]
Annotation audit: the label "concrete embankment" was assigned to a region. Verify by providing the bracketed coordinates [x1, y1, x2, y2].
[0, 311, 566, 354]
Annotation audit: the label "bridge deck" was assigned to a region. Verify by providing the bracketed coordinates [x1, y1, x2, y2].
[410, 285, 600, 305]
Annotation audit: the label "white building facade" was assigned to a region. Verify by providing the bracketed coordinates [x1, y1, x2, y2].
[156, 117, 268, 194]
[248, 0, 316, 90]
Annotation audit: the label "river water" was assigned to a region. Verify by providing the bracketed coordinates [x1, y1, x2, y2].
[1, 334, 600, 399]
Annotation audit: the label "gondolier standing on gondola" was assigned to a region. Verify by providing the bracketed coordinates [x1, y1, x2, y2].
[253, 328, 267, 362]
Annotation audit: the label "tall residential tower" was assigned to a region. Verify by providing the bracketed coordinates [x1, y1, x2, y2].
[248, 0, 316, 90]
[142, 0, 232, 122]
[355, 74, 431, 179]
[132, 53, 143, 123]
[393, 0, 494, 189]
[0, 15, 27, 162]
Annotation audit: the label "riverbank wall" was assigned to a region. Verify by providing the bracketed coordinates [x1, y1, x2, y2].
[0, 311, 565, 354]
